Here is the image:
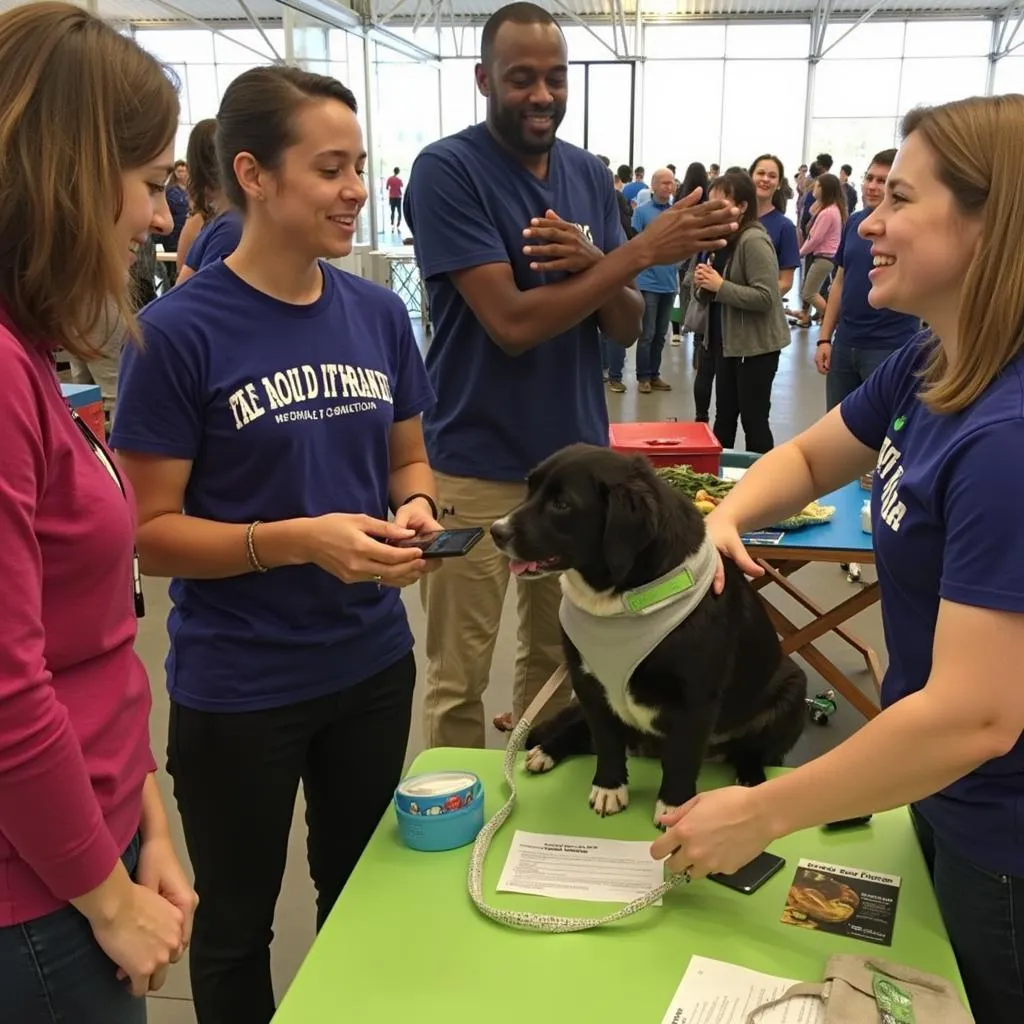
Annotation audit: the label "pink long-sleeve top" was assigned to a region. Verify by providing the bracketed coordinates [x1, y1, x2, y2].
[799, 203, 843, 258]
[0, 310, 154, 926]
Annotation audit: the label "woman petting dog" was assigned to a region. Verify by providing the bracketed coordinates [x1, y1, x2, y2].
[651, 95, 1024, 1024]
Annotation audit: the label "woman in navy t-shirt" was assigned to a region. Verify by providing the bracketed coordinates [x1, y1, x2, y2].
[654, 95, 1024, 1024]
[113, 66, 439, 1023]
[749, 153, 800, 300]
[175, 119, 242, 284]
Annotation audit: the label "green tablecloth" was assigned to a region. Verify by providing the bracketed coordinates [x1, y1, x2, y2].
[274, 748, 964, 1022]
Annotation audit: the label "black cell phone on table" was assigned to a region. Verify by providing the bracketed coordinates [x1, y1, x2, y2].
[391, 527, 484, 559]
[708, 852, 786, 894]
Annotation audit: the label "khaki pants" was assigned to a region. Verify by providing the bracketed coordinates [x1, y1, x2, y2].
[421, 472, 572, 749]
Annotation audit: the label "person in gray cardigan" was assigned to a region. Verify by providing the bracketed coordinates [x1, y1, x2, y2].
[689, 171, 790, 452]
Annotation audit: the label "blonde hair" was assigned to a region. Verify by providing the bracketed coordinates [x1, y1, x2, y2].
[0, 2, 179, 358]
[902, 95, 1023, 414]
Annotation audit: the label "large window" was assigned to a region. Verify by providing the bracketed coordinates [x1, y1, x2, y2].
[439, 58, 480, 136]
[809, 19, 990, 174]
[372, 43, 440, 237]
[640, 59, 724, 169]
[720, 59, 807, 172]
[640, 23, 810, 173]
[995, 55, 1024, 93]
[137, 28, 285, 160]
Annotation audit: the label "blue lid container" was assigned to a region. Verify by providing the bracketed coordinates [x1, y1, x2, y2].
[393, 771, 485, 852]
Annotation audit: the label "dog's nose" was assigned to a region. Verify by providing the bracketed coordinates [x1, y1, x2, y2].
[490, 518, 512, 546]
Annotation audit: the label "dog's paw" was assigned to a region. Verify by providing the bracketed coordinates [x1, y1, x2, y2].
[589, 784, 629, 817]
[653, 799, 679, 830]
[524, 746, 556, 774]
[735, 767, 768, 788]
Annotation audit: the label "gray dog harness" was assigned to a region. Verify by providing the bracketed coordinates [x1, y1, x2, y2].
[558, 537, 718, 706]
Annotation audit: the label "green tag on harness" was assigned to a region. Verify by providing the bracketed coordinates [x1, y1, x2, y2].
[872, 974, 916, 1024]
[623, 569, 695, 613]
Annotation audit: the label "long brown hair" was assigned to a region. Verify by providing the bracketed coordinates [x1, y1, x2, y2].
[0, 2, 179, 357]
[815, 172, 848, 223]
[185, 119, 220, 224]
[902, 96, 1024, 414]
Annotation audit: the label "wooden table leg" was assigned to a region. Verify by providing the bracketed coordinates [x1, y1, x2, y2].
[761, 601, 881, 720]
[757, 561, 883, 695]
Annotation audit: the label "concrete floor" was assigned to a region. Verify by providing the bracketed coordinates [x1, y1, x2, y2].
[141, 325, 885, 1022]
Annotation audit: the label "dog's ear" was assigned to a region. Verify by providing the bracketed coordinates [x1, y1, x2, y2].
[602, 459, 660, 585]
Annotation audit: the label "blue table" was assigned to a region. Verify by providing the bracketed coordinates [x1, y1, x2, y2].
[746, 480, 881, 722]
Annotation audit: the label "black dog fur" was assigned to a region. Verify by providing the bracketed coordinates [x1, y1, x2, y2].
[490, 443, 808, 825]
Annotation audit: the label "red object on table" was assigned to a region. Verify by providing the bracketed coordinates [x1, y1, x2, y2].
[77, 402, 105, 440]
[609, 421, 723, 474]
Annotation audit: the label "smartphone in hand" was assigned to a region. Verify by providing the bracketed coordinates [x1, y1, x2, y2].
[391, 527, 484, 559]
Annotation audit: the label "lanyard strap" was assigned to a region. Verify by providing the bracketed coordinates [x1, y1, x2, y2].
[467, 665, 690, 932]
[70, 409, 146, 619]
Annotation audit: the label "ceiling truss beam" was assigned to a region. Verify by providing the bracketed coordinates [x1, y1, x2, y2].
[808, 0, 835, 61]
[146, 0, 283, 60]
[993, 0, 1024, 56]
[548, 0, 622, 58]
[818, 0, 891, 59]
[237, 0, 283, 57]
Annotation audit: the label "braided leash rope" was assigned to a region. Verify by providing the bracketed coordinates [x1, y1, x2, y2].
[467, 667, 690, 932]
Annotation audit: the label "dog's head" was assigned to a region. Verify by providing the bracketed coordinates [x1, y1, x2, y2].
[491, 443, 685, 592]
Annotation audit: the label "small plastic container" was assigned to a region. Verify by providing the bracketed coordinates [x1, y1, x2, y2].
[861, 500, 872, 534]
[609, 421, 723, 474]
[394, 799, 485, 853]
[393, 771, 485, 852]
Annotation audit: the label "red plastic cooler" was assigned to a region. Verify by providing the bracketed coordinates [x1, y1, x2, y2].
[609, 421, 723, 474]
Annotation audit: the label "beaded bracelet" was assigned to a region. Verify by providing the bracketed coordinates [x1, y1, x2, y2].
[246, 520, 269, 573]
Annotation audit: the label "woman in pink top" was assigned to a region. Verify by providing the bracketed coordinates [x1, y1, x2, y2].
[386, 165, 404, 230]
[0, 5, 197, 1022]
[795, 172, 847, 328]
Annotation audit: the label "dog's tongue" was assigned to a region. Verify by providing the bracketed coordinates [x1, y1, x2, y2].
[509, 559, 539, 576]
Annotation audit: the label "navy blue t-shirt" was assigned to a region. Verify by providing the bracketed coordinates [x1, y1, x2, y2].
[164, 185, 190, 252]
[404, 123, 624, 481]
[758, 209, 800, 271]
[834, 210, 920, 351]
[110, 261, 434, 712]
[842, 337, 1024, 876]
[622, 180, 646, 204]
[185, 210, 243, 272]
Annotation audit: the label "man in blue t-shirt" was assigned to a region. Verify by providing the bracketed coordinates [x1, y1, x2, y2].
[403, 0, 738, 748]
[622, 166, 646, 206]
[631, 168, 679, 394]
[816, 149, 921, 409]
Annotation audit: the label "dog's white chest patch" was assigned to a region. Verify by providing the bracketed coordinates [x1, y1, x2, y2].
[580, 661, 661, 735]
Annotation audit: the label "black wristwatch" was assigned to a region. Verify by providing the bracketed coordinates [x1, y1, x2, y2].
[817, 337, 832, 347]
[399, 492, 439, 520]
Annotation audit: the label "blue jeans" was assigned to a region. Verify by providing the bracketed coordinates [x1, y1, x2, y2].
[601, 333, 626, 381]
[912, 806, 1024, 1024]
[0, 833, 145, 1024]
[825, 341, 894, 410]
[636, 291, 675, 381]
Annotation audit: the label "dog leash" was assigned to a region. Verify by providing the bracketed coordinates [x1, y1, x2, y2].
[467, 665, 691, 932]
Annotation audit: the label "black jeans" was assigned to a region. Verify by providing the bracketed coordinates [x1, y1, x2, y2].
[693, 332, 716, 422]
[169, 651, 416, 1024]
[912, 807, 1024, 1024]
[713, 349, 780, 453]
[0, 834, 143, 1024]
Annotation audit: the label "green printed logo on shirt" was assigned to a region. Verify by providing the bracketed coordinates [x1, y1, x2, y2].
[893, 415, 907, 432]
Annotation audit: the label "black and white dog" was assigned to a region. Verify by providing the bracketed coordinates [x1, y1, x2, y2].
[490, 444, 807, 827]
